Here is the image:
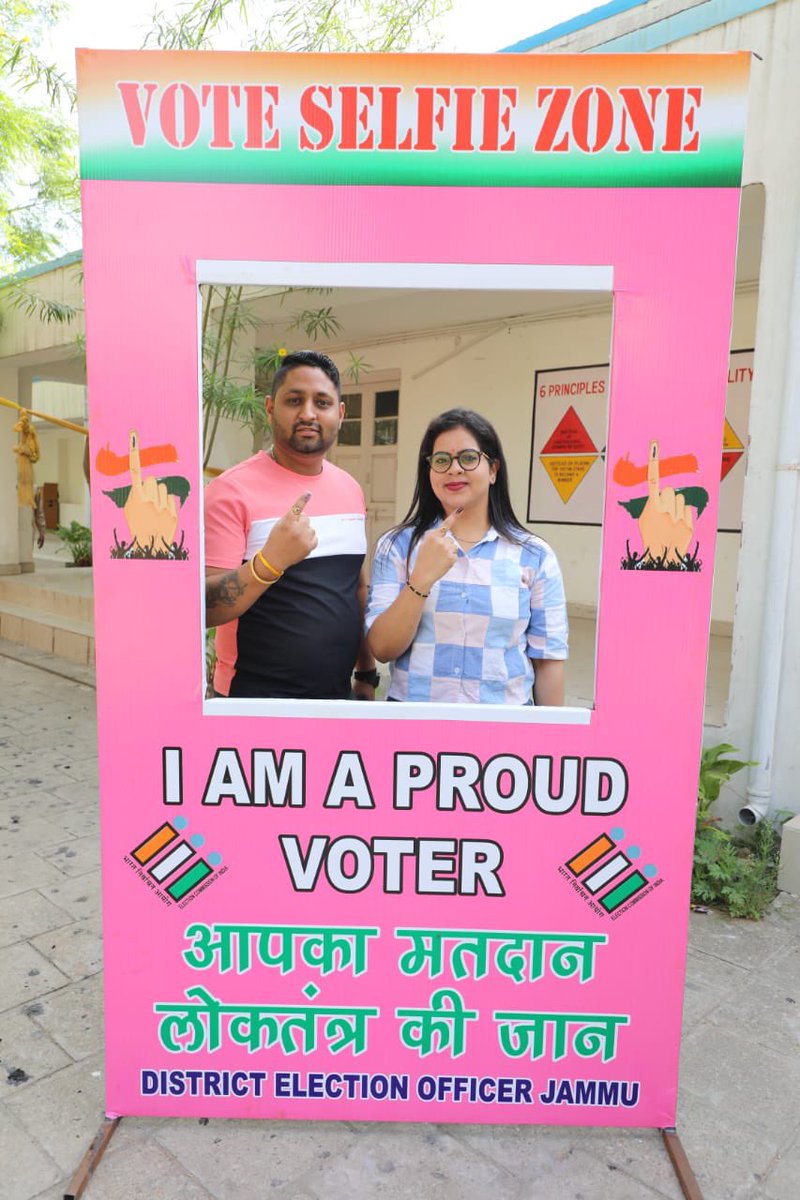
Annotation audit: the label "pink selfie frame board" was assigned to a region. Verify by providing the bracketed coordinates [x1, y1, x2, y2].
[78, 50, 748, 1127]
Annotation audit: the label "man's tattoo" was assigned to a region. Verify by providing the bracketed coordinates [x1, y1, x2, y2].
[206, 571, 246, 611]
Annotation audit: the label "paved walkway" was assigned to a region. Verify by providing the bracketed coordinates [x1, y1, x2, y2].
[1, 638, 798, 1200]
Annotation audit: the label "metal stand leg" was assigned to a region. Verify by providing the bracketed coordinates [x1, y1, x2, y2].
[63, 1118, 700, 1198]
[661, 1127, 704, 1200]
[63, 1117, 121, 1200]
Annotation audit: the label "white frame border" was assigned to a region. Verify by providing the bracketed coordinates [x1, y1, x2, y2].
[198, 259, 612, 725]
[198, 261, 613, 291]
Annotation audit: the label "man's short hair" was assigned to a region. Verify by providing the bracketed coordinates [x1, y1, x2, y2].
[271, 350, 341, 399]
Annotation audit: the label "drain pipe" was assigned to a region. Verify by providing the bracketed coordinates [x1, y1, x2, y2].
[739, 236, 800, 825]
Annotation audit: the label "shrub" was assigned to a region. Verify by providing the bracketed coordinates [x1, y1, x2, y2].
[56, 521, 92, 567]
[692, 745, 781, 919]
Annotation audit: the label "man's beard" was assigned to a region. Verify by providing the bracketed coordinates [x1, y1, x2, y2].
[286, 425, 332, 454]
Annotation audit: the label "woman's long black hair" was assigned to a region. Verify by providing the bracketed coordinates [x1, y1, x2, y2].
[390, 408, 528, 561]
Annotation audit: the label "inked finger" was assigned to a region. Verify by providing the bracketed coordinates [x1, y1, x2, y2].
[129, 429, 142, 488]
[288, 492, 312, 519]
[646, 441, 660, 502]
[439, 507, 463, 533]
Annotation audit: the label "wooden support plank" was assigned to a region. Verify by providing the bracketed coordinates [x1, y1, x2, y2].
[661, 1126, 704, 1200]
[63, 1117, 121, 1200]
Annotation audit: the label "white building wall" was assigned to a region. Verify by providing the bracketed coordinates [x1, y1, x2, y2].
[31, 381, 89, 527]
[0, 260, 83, 356]
[0, 259, 87, 568]
[0, 369, 21, 573]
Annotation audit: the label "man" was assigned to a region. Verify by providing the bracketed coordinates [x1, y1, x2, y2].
[204, 350, 379, 700]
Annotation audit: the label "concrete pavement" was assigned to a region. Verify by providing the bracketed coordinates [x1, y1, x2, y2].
[1, 637, 799, 1200]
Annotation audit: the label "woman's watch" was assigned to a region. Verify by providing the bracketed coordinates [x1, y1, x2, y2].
[353, 668, 380, 688]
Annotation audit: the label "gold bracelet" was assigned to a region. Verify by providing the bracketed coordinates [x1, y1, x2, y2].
[249, 555, 274, 586]
[257, 551, 283, 579]
[406, 580, 430, 599]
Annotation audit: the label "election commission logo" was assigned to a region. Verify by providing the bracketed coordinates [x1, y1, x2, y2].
[125, 816, 225, 909]
[560, 828, 662, 919]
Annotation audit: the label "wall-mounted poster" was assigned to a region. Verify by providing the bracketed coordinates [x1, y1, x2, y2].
[527, 363, 609, 525]
[719, 349, 752, 533]
[528, 353, 752, 531]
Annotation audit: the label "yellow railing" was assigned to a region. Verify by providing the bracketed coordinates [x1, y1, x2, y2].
[0, 394, 87, 435]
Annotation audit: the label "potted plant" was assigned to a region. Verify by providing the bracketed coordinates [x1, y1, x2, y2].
[56, 521, 92, 567]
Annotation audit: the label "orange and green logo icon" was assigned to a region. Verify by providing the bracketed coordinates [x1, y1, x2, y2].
[565, 828, 658, 914]
[130, 816, 222, 901]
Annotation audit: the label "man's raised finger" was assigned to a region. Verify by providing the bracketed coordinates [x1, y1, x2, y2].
[129, 429, 142, 488]
[288, 492, 312, 519]
[646, 440, 660, 502]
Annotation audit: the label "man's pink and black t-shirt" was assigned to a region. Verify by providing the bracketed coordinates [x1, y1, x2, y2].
[204, 453, 366, 699]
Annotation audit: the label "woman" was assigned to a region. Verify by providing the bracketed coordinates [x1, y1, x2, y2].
[365, 408, 568, 705]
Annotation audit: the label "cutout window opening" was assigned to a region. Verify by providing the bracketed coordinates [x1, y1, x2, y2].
[198, 262, 613, 723]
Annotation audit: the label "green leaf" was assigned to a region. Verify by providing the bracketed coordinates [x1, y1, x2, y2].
[0, 280, 77, 324]
[102, 476, 191, 509]
[701, 743, 739, 765]
[705, 760, 751, 780]
[345, 352, 373, 383]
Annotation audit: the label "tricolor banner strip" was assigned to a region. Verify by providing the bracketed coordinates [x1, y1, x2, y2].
[77, 50, 749, 188]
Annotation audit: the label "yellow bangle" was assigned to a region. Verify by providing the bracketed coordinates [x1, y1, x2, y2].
[257, 551, 283, 579]
[249, 555, 274, 586]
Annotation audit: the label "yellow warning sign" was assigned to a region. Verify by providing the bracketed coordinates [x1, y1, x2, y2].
[540, 454, 598, 503]
[722, 419, 744, 452]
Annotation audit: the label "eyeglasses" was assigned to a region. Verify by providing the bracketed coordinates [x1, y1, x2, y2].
[425, 450, 490, 473]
